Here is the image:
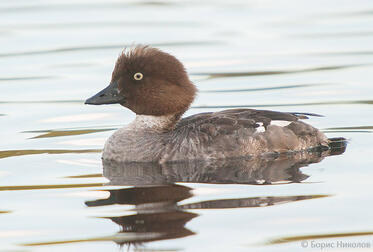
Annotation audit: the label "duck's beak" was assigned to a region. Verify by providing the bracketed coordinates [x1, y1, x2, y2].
[85, 81, 125, 105]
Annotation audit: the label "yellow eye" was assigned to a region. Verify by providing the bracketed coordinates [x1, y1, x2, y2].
[133, 72, 143, 81]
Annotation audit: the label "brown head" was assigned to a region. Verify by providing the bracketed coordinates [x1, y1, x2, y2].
[85, 46, 197, 117]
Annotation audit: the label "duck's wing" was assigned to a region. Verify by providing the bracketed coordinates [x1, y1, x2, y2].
[176, 108, 309, 130]
[164, 109, 327, 162]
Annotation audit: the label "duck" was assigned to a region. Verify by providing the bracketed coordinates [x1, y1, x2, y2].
[85, 45, 342, 163]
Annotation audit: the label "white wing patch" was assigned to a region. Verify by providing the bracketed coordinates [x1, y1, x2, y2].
[271, 120, 292, 127]
[256, 122, 265, 133]
[256, 120, 292, 133]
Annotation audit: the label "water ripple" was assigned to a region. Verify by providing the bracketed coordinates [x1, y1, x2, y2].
[266, 231, 373, 245]
[24, 129, 115, 139]
[193, 100, 373, 109]
[0, 76, 54, 81]
[1, 21, 201, 30]
[324, 125, 373, 133]
[194, 64, 368, 79]
[0, 100, 83, 104]
[201, 83, 325, 93]
[1, 99, 372, 107]
[0, 183, 103, 191]
[0, 41, 219, 58]
[0, 149, 101, 159]
[65, 173, 102, 178]
[0, 2, 176, 13]
[295, 31, 373, 38]
[311, 50, 373, 56]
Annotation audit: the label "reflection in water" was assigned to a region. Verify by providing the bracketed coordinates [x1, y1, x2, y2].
[80, 143, 346, 247]
[84, 185, 330, 247]
[86, 185, 197, 244]
[181, 195, 329, 210]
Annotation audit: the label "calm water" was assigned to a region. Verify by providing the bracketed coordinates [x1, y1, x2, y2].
[1, 0, 373, 251]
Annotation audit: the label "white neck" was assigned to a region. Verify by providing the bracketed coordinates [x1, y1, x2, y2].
[128, 114, 178, 131]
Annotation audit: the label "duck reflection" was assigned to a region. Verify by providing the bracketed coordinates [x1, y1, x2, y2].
[86, 184, 197, 244]
[85, 141, 346, 247]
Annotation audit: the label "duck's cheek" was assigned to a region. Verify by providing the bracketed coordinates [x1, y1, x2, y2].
[121, 97, 139, 113]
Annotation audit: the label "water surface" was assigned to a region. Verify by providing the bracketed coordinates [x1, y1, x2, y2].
[1, 0, 373, 251]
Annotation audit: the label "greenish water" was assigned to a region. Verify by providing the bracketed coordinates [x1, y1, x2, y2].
[1, 0, 373, 251]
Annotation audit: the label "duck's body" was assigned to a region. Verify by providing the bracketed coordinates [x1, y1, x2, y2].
[103, 109, 328, 163]
[86, 46, 332, 163]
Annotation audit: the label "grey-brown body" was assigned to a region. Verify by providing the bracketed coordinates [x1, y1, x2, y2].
[103, 109, 329, 163]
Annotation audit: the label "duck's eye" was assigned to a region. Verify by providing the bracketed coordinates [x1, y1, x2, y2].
[133, 72, 143, 81]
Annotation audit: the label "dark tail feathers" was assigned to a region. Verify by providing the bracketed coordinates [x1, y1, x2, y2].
[328, 137, 348, 155]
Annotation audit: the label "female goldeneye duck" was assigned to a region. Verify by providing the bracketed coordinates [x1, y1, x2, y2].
[85, 45, 339, 163]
